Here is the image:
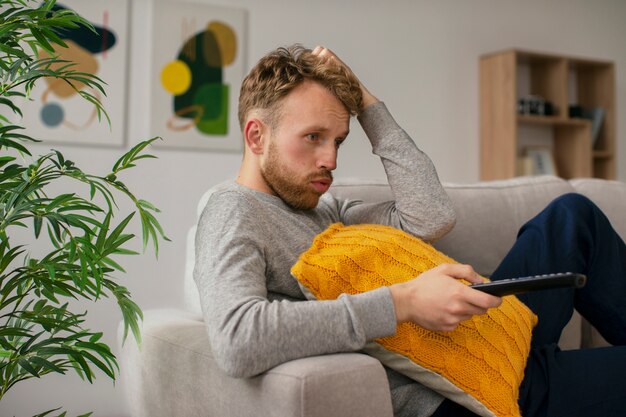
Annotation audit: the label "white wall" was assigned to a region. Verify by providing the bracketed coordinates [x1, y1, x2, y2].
[3, 0, 626, 415]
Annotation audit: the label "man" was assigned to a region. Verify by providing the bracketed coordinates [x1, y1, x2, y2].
[194, 45, 626, 417]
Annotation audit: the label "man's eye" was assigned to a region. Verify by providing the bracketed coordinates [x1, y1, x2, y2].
[306, 133, 319, 141]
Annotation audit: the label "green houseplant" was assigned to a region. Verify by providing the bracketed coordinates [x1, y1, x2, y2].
[0, 0, 168, 415]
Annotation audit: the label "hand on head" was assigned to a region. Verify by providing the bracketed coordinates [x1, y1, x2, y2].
[390, 263, 502, 332]
[311, 45, 379, 111]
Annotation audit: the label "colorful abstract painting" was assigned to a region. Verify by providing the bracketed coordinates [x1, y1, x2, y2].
[151, 1, 246, 152]
[19, 0, 130, 147]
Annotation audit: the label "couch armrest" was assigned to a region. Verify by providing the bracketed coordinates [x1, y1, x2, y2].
[120, 309, 394, 417]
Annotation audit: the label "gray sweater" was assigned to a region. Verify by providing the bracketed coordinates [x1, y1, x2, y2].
[194, 102, 456, 417]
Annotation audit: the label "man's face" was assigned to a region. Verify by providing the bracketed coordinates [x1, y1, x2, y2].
[260, 81, 350, 210]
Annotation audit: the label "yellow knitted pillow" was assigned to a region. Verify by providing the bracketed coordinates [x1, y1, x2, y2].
[291, 223, 537, 417]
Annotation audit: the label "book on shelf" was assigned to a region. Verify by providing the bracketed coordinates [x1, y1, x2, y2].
[583, 107, 605, 147]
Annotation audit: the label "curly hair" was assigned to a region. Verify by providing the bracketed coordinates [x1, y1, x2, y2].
[238, 44, 363, 131]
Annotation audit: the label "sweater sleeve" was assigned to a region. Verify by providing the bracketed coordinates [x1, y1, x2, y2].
[194, 191, 397, 378]
[336, 102, 456, 242]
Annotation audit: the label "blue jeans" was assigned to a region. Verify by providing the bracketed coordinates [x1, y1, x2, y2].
[432, 193, 626, 417]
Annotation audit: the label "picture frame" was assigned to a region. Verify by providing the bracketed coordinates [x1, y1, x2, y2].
[19, 0, 131, 147]
[524, 147, 558, 176]
[150, 0, 247, 152]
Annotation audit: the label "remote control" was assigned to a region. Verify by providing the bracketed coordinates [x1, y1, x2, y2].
[471, 272, 587, 296]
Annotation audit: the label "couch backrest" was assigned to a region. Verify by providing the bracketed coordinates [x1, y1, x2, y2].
[185, 175, 626, 313]
[330, 176, 575, 276]
[569, 178, 626, 239]
[184, 187, 219, 315]
[436, 176, 576, 274]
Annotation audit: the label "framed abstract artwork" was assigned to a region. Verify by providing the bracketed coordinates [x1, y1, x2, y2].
[150, 0, 246, 152]
[19, 0, 130, 147]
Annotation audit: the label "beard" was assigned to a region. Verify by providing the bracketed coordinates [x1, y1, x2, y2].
[261, 141, 333, 210]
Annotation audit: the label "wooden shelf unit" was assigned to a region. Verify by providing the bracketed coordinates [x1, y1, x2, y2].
[480, 49, 615, 180]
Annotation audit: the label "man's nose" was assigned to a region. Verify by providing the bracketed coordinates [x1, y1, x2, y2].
[316, 142, 338, 171]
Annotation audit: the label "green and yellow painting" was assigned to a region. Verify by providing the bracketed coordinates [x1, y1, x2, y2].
[160, 21, 237, 136]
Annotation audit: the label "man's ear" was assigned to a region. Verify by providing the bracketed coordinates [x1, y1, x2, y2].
[244, 118, 266, 155]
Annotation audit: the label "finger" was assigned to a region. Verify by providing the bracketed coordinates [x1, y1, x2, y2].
[313, 46, 333, 60]
[315, 47, 339, 64]
[466, 288, 502, 309]
[460, 302, 491, 317]
[439, 263, 482, 284]
[312, 45, 324, 55]
[439, 324, 460, 333]
[457, 314, 474, 323]
[447, 295, 492, 318]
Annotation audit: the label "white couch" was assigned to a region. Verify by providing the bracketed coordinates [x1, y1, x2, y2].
[120, 175, 624, 417]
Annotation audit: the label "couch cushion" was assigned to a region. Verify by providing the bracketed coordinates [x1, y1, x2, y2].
[570, 178, 626, 240]
[292, 223, 537, 417]
[330, 176, 575, 275]
[185, 186, 223, 314]
[435, 176, 575, 275]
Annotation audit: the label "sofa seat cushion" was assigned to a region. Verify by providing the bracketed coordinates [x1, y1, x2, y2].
[291, 223, 537, 417]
